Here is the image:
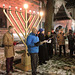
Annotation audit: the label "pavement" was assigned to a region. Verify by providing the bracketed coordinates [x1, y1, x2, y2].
[0, 44, 75, 75]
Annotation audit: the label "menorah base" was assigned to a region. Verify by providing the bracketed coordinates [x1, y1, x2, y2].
[15, 53, 31, 71]
[15, 63, 31, 71]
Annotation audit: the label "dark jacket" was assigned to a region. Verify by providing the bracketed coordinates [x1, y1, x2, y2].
[68, 33, 74, 49]
[74, 35, 75, 50]
[38, 33, 49, 61]
[51, 32, 57, 44]
[45, 34, 53, 57]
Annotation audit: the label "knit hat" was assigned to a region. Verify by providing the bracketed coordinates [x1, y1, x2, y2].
[60, 28, 64, 31]
[39, 28, 44, 33]
[69, 29, 72, 34]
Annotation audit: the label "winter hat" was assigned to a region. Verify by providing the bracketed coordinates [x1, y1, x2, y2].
[60, 28, 64, 31]
[69, 29, 72, 34]
[39, 28, 44, 33]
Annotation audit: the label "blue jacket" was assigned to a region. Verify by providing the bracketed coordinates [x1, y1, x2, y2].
[26, 33, 39, 53]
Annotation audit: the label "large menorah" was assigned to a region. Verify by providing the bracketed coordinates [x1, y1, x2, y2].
[3, 4, 43, 71]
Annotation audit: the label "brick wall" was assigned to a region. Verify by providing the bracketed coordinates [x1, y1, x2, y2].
[0, 0, 40, 45]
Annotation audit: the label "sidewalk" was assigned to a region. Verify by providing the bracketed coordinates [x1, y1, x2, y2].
[0, 44, 75, 75]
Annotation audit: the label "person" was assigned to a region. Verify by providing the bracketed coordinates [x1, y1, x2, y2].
[73, 32, 75, 54]
[26, 27, 47, 75]
[38, 28, 49, 65]
[57, 29, 66, 56]
[3, 26, 14, 75]
[67, 29, 74, 57]
[45, 31, 53, 58]
[37, 31, 40, 35]
[51, 29, 57, 55]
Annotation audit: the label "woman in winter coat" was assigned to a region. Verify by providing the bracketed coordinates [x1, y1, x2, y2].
[45, 31, 53, 58]
[68, 30, 74, 57]
[38, 29, 49, 65]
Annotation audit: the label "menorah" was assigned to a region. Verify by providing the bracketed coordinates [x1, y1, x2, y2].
[3, 4, 43, 71]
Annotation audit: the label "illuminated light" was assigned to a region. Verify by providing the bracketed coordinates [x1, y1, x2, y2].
[40, 12, 43, 16]
[24, 4, 28, 9]
[3, 4, 5, 7]
[15, 7, 18, 9]
[29, 10, 31, 12]
[37, 12, 39, 14]
[9, 6, 11, 9]
[20, 8, 22, 11]
[33, 11, 35, 13]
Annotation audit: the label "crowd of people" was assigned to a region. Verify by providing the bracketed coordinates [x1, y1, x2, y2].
[26, 27, 75, 75]
[3, 26, 75, 75]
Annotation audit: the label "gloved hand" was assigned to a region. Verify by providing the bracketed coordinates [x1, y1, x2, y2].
[40, 40, 48, 45]
[43, 40, 48, 43]
[47, 40, 51, 43]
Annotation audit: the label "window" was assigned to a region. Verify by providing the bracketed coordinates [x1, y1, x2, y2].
[0, 8, 7, 28]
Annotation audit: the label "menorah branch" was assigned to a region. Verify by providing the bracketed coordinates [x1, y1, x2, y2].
[3, 8, 27, 47]
[27, 14, 32, 22]
[15, 11, 26, 31]
[36, 17, 42, 28]
[28, 15, 36, 29]
[20, 12, 25, 22]
[9, 10, 26, 39]
[29, 16, 42, 34]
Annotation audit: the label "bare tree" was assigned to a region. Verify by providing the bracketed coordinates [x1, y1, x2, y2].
[37, 0, 54, 34]
[44, 0, 54, 34]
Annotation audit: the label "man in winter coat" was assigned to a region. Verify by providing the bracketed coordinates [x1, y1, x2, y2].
[3, 26, 14, 75]
[57, 29, 66, 56]
[68, 29, 74, 57]
[51, 29, 57, 55]
[38, 28, 49, 65]
[26, 27, 47, 75]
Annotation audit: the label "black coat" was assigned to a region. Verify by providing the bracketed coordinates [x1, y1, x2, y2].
[51, 32, 57, 44]
[38, 33, 49, 62]
[68, 34, 74, 50]
[45, 35, 53, 57]
[74, 35, 75, 51]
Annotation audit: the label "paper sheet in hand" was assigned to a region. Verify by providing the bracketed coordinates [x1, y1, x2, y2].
[47, 40, 51, 43]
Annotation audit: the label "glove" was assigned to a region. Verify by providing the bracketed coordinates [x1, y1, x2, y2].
[43, 40, 48, 43]
[40, 40, 48, 45]
[47, 40, 51, 43]
[13, 42, 17, 45]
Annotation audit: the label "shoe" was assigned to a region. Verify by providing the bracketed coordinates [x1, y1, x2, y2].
[36, 71, 40, 74]
[6, 73, 12, 75]
[59, 55, 61, 57]
[55, 53, 57, 55]
[11, 70, 17, 73]
[39, 63, 43, 65]
[43, 62, 47, 64]
[50, 56, 52, 58]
